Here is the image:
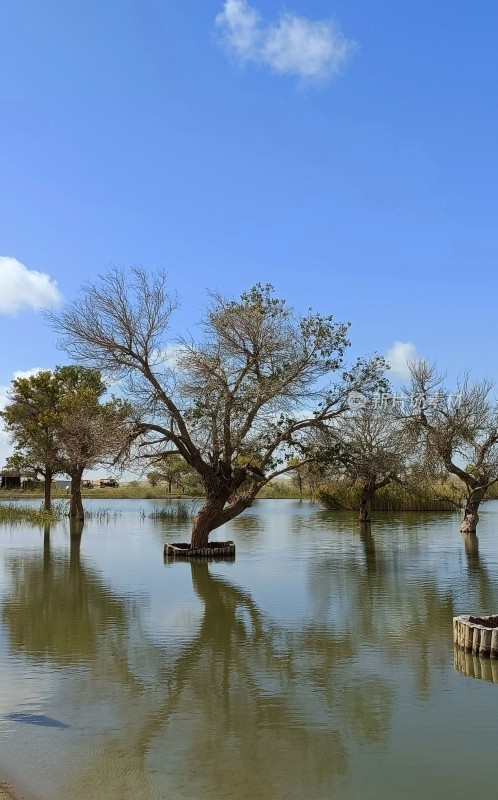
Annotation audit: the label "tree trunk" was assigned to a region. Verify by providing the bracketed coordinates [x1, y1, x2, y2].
[69, 468, 85, 520]
[460, 488, 486, 534]
[359, 485, 373, 521]
[44, 466, 53, 512]
[191, 496, 227, 548]
[461, 501, 480, 534]
[359, 476, 391, 522]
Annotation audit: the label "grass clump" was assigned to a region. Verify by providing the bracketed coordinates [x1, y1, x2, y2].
[148, 500, 197, 521]
[319, 482, 463, 513]
[0, 501, 68, 525]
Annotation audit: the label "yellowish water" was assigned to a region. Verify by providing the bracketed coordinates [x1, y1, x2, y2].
[0, 499, 498, 799]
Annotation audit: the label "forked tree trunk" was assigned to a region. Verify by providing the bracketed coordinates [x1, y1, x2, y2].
[69, 468, 85, 521]
[460, 487, 487, 534]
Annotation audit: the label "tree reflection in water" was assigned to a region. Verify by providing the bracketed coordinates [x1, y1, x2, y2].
[2, 533, 395, 800]
[2, 522, 129, 669]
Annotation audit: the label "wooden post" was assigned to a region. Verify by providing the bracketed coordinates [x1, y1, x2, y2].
[491, 629, 498, 659]
[480, 628, 492, 658]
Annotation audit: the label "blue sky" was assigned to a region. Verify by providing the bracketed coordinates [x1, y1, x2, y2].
[1, 0, 498, 465]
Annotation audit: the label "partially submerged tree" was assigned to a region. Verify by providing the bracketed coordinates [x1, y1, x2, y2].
[48, 268, 386, 547]
[1, 366, 130, 520]
[1, 370, 66, 510]
[406, 360, 498, 533]
[52, 366, 131, 520]
[325, 405, 408, 521]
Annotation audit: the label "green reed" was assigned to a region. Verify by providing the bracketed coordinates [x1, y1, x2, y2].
[319, 482, 463, 513]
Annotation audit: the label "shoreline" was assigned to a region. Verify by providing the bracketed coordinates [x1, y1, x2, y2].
[0, 769, 38, 800]
[0, 781, 21, 800]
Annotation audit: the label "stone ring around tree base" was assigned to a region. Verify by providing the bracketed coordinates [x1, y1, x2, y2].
[164, 541, 236, 560]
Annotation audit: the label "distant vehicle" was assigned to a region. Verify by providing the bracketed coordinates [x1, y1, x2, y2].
[82, 480, 94, 489]
[100, 478, 119, 488]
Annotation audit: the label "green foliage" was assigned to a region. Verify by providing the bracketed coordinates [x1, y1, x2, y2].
[147, 471, 161, 487]
[1, 366, 130, 479]
[148, 454, 199, 493]
[1, 365, 132, 520]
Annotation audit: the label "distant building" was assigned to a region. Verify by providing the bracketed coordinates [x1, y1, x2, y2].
[0, 469, 41, 491]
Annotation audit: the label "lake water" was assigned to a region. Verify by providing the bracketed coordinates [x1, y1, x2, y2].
[1, 498, 498, 799]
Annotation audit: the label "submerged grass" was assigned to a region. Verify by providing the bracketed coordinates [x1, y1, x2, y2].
[319, 482, 463, 513]
[148, 500, 198, 521]
[0, 501, 121, 525]
[0, 501, 67, 525]
[84, 507, 122, 521]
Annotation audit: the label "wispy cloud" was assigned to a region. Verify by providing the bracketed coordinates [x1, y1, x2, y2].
[0, 256, 62, 315]
[216, 0, 358, 82]
[385, 341, 419, 380]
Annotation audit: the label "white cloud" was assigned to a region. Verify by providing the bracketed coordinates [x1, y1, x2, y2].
[216, 0, 358, 82]
[385, 341, 419, 380]
[0, 256, 62, 315]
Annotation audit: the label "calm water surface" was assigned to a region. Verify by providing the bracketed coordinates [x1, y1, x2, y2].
[0, 498, 498, 799]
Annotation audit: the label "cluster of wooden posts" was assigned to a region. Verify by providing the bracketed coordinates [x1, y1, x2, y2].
[453, 615, 498, 659]
[164, 541, 236, 559]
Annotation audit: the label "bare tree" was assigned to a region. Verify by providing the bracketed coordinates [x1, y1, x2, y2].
[47, 268, 386, 547]
[57, 406, 129, 520]
[321, 404, 408, 521]
[406, 360, 498, 533]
